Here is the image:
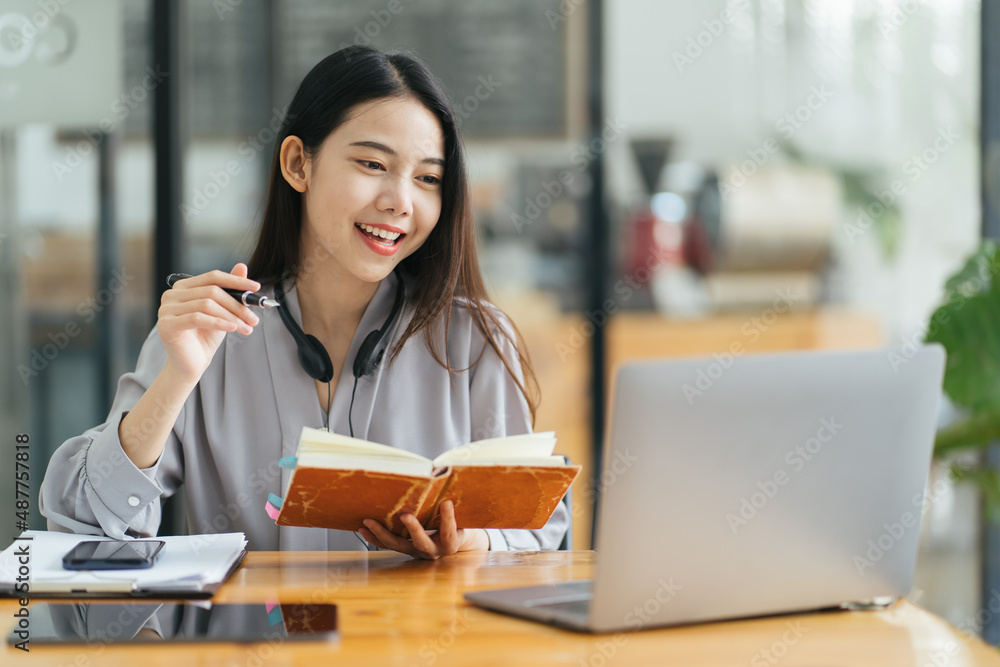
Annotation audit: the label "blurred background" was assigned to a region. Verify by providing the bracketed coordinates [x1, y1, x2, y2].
[0, 0, 990, 641]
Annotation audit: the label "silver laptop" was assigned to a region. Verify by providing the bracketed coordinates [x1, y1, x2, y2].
[465, 344, 946, 632]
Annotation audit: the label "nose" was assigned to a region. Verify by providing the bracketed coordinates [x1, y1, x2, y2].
[375, 176, 413, 217]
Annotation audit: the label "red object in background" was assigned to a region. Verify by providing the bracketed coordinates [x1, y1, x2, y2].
[624, 207, 685, 286]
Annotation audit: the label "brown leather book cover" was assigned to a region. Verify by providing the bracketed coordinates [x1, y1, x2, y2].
[276, 464, 580, 533]
[276, 468, 433, 532]
[423, 464, 582, 530]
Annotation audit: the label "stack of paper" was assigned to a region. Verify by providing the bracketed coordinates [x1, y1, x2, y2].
[0, 530, 247, 598]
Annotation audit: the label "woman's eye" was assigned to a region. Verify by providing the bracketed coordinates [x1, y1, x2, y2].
[359, 160, 384, 171]
[419, 175, 441, 185]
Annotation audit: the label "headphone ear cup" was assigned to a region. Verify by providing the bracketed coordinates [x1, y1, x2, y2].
[353, 330, 383, 379]
[353, 279, 405, 379]
[300, 334, 335, 383]
[275, 281, 335, 383]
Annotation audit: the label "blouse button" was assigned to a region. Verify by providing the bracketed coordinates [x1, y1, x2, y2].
[127, 495, 140, 507]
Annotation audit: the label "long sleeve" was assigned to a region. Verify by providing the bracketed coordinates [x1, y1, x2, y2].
[39, 327, 185, 540]
[467, 315, 570, 552]
[37, 276, 573, 553]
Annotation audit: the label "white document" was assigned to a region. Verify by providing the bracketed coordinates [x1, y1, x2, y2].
[0, 531, 247, 596]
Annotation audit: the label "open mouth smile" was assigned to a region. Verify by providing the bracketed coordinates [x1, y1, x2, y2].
[354, 223, 406, 256]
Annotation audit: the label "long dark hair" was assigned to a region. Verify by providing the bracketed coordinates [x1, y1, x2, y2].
[247, 46, 539, 421]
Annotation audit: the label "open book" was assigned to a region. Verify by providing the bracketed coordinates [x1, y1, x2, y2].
[273, 427, 581, 533]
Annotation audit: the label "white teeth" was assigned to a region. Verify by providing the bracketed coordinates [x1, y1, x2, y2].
[358, 224, 401, 241]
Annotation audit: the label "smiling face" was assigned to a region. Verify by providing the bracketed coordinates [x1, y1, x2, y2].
[283, 96, 446, 286]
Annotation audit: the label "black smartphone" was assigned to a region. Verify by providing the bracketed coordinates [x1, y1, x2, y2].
[62, 540, 166, 570]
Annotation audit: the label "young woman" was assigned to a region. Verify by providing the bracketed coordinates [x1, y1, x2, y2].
[39, 46, 568, 558]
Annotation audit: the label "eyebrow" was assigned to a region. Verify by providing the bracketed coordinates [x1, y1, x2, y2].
[349, 140, 445, 168]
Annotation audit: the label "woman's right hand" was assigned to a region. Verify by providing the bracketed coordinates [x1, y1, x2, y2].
[156, 263, 261, 383]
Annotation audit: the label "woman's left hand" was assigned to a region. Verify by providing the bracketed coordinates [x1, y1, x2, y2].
[359, 500, 489, 559]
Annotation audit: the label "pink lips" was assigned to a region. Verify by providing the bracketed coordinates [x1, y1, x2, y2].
[354, 224, 405, 257]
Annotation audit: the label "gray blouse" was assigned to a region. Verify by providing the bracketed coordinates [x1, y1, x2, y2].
[39, 271, 568, 552]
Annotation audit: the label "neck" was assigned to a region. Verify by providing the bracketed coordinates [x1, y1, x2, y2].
[294, 260, 380, 338]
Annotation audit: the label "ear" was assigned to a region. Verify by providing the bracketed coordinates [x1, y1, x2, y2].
[279, 135, 309, 193]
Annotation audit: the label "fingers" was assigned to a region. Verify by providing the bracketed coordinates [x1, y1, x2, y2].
[357, 527, 389, 550]
[436, 501, 460, 553]
[161, 264, 260, 333]
[360, 510, 467, 560]
[161, 295, 255, 335]
[169, 287, 259, 327]
[401, 514, 444, 557]
[171, 265, 259, 293]
[363, 519, 420, 558]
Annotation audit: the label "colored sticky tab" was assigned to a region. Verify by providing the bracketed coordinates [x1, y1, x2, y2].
[266, 601, 283, 626]
[264, 500, 280, 521]
[268, 493, 283, 508]
[278, 456, 298, 469]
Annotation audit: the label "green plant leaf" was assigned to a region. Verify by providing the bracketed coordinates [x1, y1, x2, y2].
[934, 411, 1000, 456]
[924, 242, 1000, 413]
[943, 240, 998, 298]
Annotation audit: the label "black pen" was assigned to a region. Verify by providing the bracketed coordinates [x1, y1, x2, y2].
[166, 273, 280, 309]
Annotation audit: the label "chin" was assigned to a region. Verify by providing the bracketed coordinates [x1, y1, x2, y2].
[351, 264, 397, 285]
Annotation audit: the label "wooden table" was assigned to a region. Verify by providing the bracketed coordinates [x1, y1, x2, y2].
[3, 550, 999, 666]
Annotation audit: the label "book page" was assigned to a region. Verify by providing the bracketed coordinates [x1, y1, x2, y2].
[295, 455, 433, 478]
[298, 426, 431, 462]
[432, 431, 558, 466]
[437, 455, 567, 468]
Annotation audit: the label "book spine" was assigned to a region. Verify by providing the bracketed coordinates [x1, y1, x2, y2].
[385, 476, 436, 533]
[413, 468, 453, 528]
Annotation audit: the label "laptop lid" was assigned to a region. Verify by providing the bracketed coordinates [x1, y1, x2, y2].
[588, 344, 945, 632]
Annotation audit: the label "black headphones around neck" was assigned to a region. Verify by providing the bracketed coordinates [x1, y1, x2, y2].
[273, 277, 407, 385]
